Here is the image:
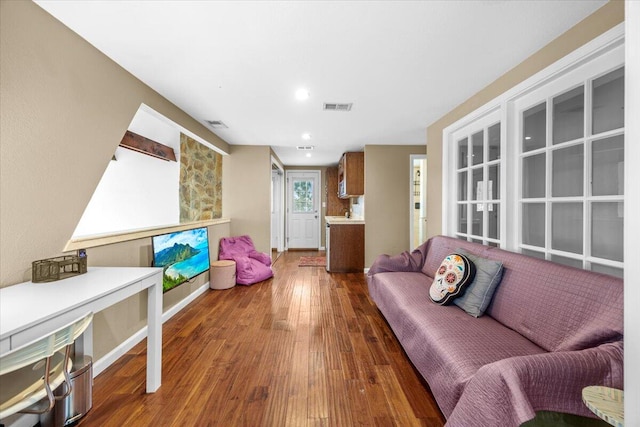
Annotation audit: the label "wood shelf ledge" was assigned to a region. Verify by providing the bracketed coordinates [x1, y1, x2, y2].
[64, 218, 231, 252]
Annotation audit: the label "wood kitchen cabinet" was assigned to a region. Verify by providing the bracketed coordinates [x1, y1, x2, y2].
[328, 223, 364, 272]
[338, 152, 364, 198]
[326, 166, 350, 216]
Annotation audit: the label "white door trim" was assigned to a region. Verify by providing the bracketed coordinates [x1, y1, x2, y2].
[271, 156, 285, 255]
[410, 154, 427, 249]
[286, 170, 321, 249]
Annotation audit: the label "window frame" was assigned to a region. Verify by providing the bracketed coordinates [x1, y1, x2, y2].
[442, 23, 625, 275]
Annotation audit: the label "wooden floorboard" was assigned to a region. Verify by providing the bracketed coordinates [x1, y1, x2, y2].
[79, 250, 445, 426]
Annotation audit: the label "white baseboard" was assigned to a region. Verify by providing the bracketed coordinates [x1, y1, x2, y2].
[92, 282, 209, 377]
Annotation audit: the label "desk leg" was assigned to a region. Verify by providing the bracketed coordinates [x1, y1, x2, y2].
[146, 281, 162, 392]
[75, 320, 93, 358]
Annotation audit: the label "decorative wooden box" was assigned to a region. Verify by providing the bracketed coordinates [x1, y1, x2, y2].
[32, 255, 88, 283]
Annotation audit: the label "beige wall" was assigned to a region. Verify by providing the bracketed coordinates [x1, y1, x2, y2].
[364, 145, 426, 267]
[0, 1, 241, 361]
[86, 222, 229, 357]
[425, 1, 624, 238]
[0, 0, 230, 287]
[284, 165, 328, 247]
[224, 145, 273, 254]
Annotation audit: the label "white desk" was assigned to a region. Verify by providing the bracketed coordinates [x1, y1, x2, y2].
[0, 267, 163, 393]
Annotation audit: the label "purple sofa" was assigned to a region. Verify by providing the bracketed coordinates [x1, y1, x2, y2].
[367, 235, 623, 426]
[219, 235, 273, 285]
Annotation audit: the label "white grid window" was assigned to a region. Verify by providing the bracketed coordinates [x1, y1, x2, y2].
[454, 112, 502, 248]
[443, 31, 624, 278]
[518, 66, 624, 277]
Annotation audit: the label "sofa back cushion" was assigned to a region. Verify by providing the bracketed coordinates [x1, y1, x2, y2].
[483, 246, 623, 352]
[422, 236, 623, 352]
[422, 236, 491, 278]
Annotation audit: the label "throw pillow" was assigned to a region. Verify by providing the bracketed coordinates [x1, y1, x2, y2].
[453, 248, 504, 317]
[429, 253, 476, 305]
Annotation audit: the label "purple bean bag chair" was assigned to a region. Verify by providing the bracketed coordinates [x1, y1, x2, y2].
[218, 235, 273, 285]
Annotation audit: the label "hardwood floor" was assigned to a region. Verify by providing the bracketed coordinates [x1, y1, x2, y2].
[79, 251, 445, 426]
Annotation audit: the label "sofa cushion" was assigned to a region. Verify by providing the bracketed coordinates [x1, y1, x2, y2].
[421, 236, 491, 277]
[421, 236, 623, 352]
[453, 248, 504, 317]
[429, 253, 476, 305]
[367, 270, 546, 417]
[484, 246, 623, 352]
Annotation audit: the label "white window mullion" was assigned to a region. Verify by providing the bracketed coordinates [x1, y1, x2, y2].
[442, 24, 623, 275]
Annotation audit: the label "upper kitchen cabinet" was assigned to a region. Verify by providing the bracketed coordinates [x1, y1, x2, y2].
[338, 152, 364, 198]
[326, 166, 350, 215]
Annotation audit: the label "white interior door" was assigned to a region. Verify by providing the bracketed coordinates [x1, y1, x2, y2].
[287, 171, 320, 249]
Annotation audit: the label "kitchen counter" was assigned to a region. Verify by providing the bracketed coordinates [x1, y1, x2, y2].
[325, 216, 365, 225]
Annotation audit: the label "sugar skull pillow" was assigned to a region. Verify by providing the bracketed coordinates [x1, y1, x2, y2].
[429, 253, 476, 305]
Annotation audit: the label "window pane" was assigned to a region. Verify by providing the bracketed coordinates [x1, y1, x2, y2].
[458, 171, 468, 201]
[458, 138, 468, 168]
[523, 102, 546, 152]
[458, 204, 468, 234]
[593, 67, 624, 135]
[488, 123, 501, 161]
[488, 204, 499, 239]
[488, 165, 500, 200]
[522, 203, 545, 247]
[472, 131, 483, 165]
[472, 168, 483, 201]
[522, 153, 545, 198]
[293, 180, 314, 212]
[552, 202, 583, 254]
[471, 204, 483, 236]
[591, 264, 623, 278]
[553, 86, 584, 144]
[552, 144, 584, 197]
[550, 254, 582, 269]
[593, 135, 624, 196]
[487, 241, 499, 248]
[471, 238, 483, 244]
[591, 202, 624, 262]
[522, 248, 545, 259]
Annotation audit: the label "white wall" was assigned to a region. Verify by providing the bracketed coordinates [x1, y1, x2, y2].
[72, 107, 180, 237]
[624, 1, 639, 425]
[350, 195, 364, 219]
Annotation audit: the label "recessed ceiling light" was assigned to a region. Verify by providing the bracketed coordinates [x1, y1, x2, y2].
[525, 136, 532, 140]
[295, 88, 310, 101]
[302, 133, 311, 140]
[305, 153, 312, 158]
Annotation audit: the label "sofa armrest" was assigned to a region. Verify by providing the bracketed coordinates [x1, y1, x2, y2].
[446, 341, 623, 427]
[368, 241, 429, 275]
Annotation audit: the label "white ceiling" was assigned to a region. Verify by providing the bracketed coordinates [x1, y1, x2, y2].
[35, 0, 606, 167]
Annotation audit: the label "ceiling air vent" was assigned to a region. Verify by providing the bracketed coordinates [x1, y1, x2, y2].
[296, 146, 315, 151]
[323, 103, 353, 112]
[205, 120, 228, 129]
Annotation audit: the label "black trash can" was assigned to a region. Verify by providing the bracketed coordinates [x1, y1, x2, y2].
[40, 355, 93, 427]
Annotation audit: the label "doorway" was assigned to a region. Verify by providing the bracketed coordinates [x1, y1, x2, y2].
[271, 158, 285, 262]
[410, 155, 427, 249]
[286, 170, 321, 249]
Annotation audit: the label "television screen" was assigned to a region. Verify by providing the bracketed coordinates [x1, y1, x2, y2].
[152, 227, 210, 292]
